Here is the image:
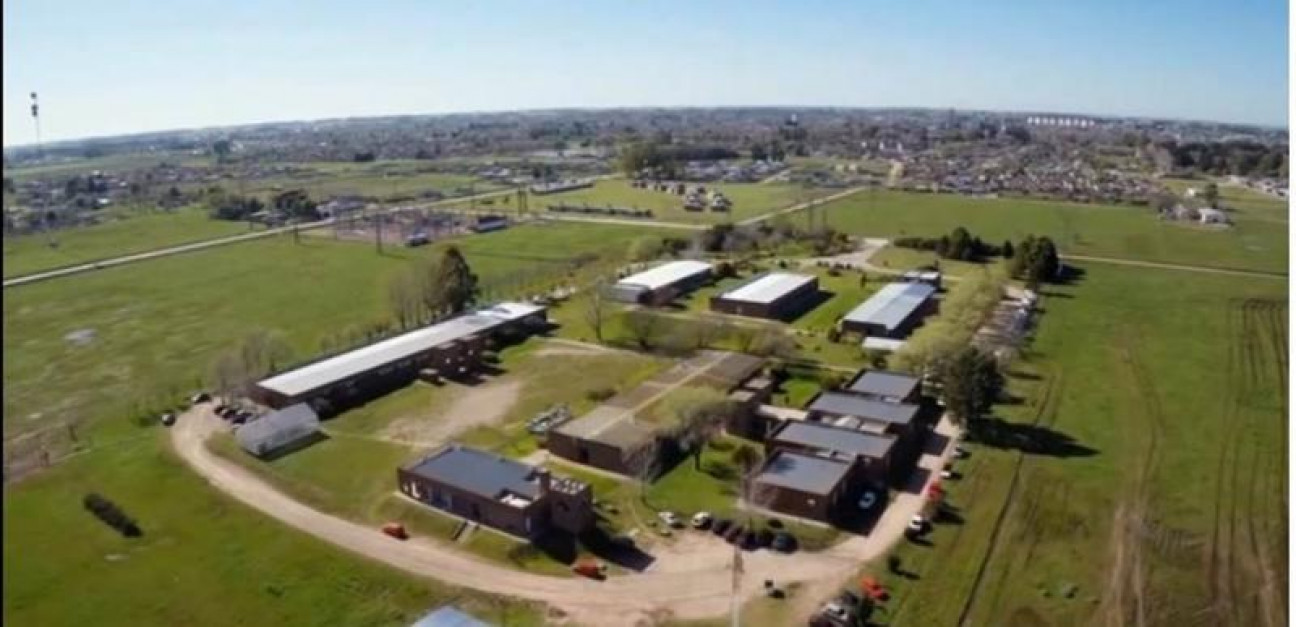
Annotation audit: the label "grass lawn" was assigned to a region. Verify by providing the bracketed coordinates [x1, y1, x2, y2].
[227, 166, 502, 202]
[819, 189, 1288, 274]
[865, 246, 1005, 279]
[530, 179, 834, 224]
[2, 431, 541, 626]
[3, 221, 667, 441]
[858, 263, 1287, 625]
[2, 207, 249, 277]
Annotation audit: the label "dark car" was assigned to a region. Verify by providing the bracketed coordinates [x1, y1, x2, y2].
[771, 532, 797, 553]
[724, 524, 745, 544]
[756, 528, 774, 548]
[740, 530, 758, 550]
[712, 518, 733, 536]
[190, 392, 211, 405]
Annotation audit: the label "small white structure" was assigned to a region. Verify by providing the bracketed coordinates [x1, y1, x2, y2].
[1198, 207, 1230, 225]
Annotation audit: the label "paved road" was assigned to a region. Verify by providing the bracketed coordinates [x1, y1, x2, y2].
[171, 404, 959, 626]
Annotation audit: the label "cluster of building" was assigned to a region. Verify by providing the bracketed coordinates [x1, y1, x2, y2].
[1159, 204, 1231, 225]
[679, 159, 786, 182]
[529, 178, 594, 195]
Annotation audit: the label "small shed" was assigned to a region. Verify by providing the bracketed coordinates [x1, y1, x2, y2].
[235, 403, 320, 457]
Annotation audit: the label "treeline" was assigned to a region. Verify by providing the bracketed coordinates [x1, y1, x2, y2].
[618, 141, 740, 177]
[698, 222, 852, 256]
[1158, 140, 1288, 178]
[1009, 235, 1060, 287]
[208, 189, 320, 222]
[893, 227, 1013, 262]
[386, 246, 481, 330]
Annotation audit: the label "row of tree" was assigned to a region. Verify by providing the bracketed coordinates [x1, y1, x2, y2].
[893, 227, 1013, 262]
[208, 189, 321, 222]
[617, 141, 741, 178]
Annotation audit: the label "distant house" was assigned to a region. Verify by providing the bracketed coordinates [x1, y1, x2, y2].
[236, 403, 321, 458]
[398, 444, 594, 538]
[1198, 207, 1230, 225]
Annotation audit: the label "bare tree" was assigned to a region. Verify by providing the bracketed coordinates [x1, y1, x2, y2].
[694, 318, 730, 349]
[209, 350, 247, 404]
[624, 437, 663, 502]
[582, 279, 609, 343]
[387, 269, 422, 330]
[667, 388, 733, 470]
[624, 309, 663, 350]
[238, 329, 293, 380]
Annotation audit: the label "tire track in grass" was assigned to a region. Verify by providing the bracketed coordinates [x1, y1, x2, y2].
[954, 370, 1061, 627]
[1207, 300, 1245, 625]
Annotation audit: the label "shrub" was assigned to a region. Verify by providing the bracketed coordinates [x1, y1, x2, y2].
[83, 493, 142, 538]
[585, 387, 616, 402]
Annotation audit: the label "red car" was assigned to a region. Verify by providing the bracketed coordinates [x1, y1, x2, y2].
[381, 522, 408, 540]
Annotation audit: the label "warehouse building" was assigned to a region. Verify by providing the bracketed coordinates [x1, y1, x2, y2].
[607, 260, 713, 306]
[251, 302, 547, 413]
[807, 391, 924, 467]
[398, 444, 594, 539]
[840, 282, 937, 339]
[236, 403, 321, 458]
[749, 451, 852, 522]
[709, 272, 820, 320]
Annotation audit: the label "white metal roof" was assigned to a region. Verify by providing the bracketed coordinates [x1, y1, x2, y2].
[616, 260, 712, 291]
[843, 282, 936, 331]
[862, 337, 906, 352]
[718, 273, 816, 304]
[257, 302, 542, 398]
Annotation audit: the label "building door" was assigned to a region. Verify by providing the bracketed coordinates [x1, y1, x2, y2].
[470, 504, 481, 520]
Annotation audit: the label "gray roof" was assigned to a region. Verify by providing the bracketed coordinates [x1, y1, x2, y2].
[848, 371, 920, 400]
[616, 260, 712, 291]
[411, 605, 493, 627]
[807, 391, 919, 426]
[405, 445, 540, 501]
[555, 406, 654, 450]
[257, 302, 543, 398]
[842, 282, 936, 332]
[236, 403, 320, 456]
[772, 421, 896, 460]
[754, 450, 851, 495]
[717, 272, 816, 304]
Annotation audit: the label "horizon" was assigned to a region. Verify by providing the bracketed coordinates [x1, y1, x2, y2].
[3, 0, 1289, 147]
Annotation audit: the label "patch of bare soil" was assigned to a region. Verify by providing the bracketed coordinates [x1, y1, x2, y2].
[378, 379, 522, 447]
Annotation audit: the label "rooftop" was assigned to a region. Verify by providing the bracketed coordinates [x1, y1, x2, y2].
[772, 421, 896, 460]
[405, 445, 541, 503]
[235, 403, 319, 453]
[807, 391, 920, 426]
[555, 405, 655, 450]
[847, 370, 921, 400]
[717, 272, 816, 304]
[616, 260, 712, 291]
[257, 302, 543, 398]
[842, 282, 936, 332]
[753, 450, 852, 496]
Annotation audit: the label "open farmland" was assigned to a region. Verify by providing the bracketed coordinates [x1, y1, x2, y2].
[530, 179, 837, 224]
[3, 207, 249, 278]
[818, 189, 1288, 274]
[210, 161, 504, 201]
[3, 221, 667, 444]
[855, 263, 1287, 626]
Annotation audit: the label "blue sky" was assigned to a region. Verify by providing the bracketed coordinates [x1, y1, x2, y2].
[3, 0, 1288, 145]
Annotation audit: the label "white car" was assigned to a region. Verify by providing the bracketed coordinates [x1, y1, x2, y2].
[907, 515, 927, 533]
[940, 469, 955, 480]
[953, 446, 969, 459]
[690, 511, 713, 529]
[857, 490, 879, 510]
[658, 511, 683, 528]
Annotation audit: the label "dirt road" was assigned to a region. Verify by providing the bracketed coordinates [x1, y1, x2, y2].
[1060, 254, 1286, 279]
[171, 406, 959, 625]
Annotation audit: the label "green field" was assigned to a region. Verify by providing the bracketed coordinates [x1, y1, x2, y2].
[3, 208, 250, 278]
[1158, 177, 1289, 223]
[216, 161, 503, 201]
[3, 221, 666, 441]
[818, 189, 1288, 274]
[3, 152, 207, 181]
[530, 179, 833, 224]
[2, 431, 541, 626]
[861, 263, 1287, 626]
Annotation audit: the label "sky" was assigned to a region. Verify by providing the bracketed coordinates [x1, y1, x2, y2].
[2, 0, 1289, 146]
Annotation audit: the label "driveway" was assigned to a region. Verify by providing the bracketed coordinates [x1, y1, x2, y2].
[171, 406, 960, 625]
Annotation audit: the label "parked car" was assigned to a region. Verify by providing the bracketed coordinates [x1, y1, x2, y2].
[160, 412, 176, 427]
[381, 522, 408, 540]
[907, 515, 928, 534]
[572, 559, 607, 580]
[658, 511, 683, 528]
[858, 489, 879, 510]
[756, 528, 774, 548]
[190, 392, 211, 404]
[691, 512, 713, 529]
[771, 532, 797, 553]
[712, 518, 734, 536]
[724, 524, 745, 544]
[953, 446, 969, 459]
[940, 469, 956, 480]
[740, 530, 758, 550]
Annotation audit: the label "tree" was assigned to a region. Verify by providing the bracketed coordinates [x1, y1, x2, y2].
[209, 350, 247, 403]
[271, 189, 319, 221]
[434, 246, 480, 315]
[387, 270, 422, 330]
[626, 236, 662, 262]
[667, 388, 733, 470]
[936, 345, 1004, 426]
[1011, 235, 1060, 285]
[238, 329, 293, 380]
[749, 143, 768, 162]
[1203, 182, 1220, 208]
[625, 310, 663, 350]
[1001, 240, 1015, 259]
[583, 280, 609, 343]
[212, 139, 232, 163]
[731, 444, 762, 477]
